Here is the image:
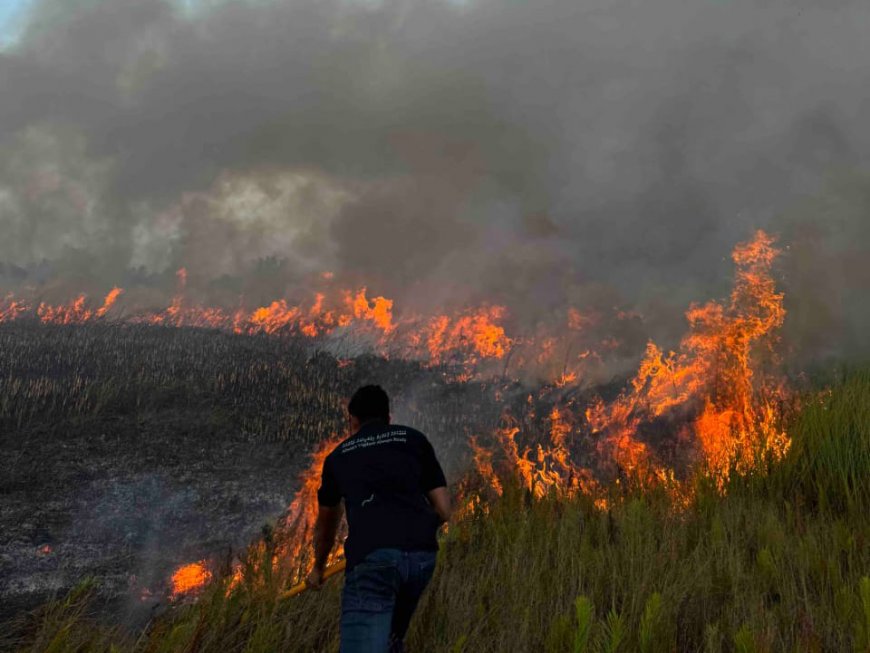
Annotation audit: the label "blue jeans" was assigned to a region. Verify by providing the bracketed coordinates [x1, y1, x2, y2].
[340, 548, 438, 653]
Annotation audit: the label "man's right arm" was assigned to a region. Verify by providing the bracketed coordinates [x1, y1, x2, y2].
[307, 503, 343, 589]
[307, 455, 342, 589]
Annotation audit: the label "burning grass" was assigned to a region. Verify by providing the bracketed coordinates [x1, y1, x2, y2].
[4, 369, 869, 652]
[456, 231, 793, 510]
[3, 231, 868, 650]
[0, 270, 515, 376]
[1, 262, 641, 386]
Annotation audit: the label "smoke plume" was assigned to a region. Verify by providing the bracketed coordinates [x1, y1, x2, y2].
[1, 0, 869, 365]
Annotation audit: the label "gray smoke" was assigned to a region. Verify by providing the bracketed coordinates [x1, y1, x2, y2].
[1, 0, 869, 363]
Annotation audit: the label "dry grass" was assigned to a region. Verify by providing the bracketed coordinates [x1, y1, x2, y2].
[2, 336, 869, 652]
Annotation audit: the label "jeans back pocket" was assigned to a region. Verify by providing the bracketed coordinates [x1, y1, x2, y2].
[343, 559, 399, 613]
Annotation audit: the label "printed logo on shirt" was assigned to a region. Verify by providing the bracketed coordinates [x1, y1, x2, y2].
[339, 429, 409, 454]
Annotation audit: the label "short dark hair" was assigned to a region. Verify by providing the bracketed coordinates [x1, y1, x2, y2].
[348, 385, 390, 423]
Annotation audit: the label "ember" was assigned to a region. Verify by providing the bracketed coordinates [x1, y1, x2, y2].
[170, 561, 212, 597]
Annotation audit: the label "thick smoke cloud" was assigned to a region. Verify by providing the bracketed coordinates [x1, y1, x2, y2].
[1, 0, 869, 362]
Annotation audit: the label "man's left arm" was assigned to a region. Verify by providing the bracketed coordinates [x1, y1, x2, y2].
[420, 435, 450, 523]
[427, 486, 451, 524]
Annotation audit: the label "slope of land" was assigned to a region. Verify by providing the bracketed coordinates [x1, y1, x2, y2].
[3, 360, 869, 651]
[0, 322, 511, 623]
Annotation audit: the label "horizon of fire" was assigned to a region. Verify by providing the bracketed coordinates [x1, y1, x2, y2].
[0, 268, 518, 367]
[0, 231, 792, 598]
[0, 258, 639, 383]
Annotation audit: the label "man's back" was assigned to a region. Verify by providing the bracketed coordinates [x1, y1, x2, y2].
[318, 422, 445, 569]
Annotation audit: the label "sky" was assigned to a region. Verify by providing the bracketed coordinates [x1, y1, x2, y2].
[1, 0, 869, 365]
[0, 0, 26, 45]
[0, 0, 31, 47]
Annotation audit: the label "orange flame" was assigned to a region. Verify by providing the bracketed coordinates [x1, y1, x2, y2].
[584, 230, 789, 486]
[424, 306, 511, 364]
[466, 230, 790, 508]
[0, 280, 517, 373]
[96, 287, 123, 317]
[278, 433, 347, 567]
[170, 561, 212, 597]
[346, 289, 394, 333]
[469, 407, 600, 503]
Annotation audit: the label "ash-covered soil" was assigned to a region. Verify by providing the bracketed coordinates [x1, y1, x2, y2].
[1, 411, 297, 622]
[0, 323, 508, 623]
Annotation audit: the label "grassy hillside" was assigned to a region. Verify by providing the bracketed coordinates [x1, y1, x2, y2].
[4, 369, 870, 652]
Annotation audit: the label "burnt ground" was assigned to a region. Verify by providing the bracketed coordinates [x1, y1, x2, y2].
[1, 410, 297, 623]
[0, 322, 512, 624]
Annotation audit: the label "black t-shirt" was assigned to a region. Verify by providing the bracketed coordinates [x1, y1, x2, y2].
[317, 422, 447, 569]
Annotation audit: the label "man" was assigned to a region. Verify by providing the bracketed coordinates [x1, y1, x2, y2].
[306, 385, 451, 653]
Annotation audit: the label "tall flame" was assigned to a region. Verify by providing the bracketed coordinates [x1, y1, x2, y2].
[467, 230, 790, 504]
[587, 230, 789, 485]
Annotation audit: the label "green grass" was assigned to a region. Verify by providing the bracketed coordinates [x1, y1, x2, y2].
[4, 370, 870, 652]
